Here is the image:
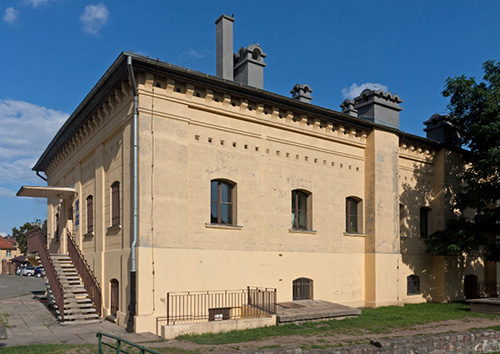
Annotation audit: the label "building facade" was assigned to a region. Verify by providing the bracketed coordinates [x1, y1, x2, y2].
[19, 16, 497, 333]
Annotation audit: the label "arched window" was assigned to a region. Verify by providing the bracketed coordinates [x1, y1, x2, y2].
[210, 179, 235, 225]
[407, 275, 420, 295]
[111, 182, 120, 227]
[420, 207, 431, 238]
[346, 197, 363, 233]
[291, 190, 311, 230]
[293, 278, 313, 300]
[86, 195, 93, 234]
[110, 279, 119, 316]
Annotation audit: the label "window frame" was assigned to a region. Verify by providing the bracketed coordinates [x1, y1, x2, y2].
[399, 203, 406, 238]
[291, 189, 312, 231]
[407, 275, 420, 295]
[111, 181, 121, 227]
[293, 277, 314, 300]
[210, 179, 236, 225]
[420, 207, 431, 238]
[346, 196, 363, 234]
[86, 195, 94, 234]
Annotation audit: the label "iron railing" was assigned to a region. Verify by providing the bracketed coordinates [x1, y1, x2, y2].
[164, 286, 276, 326]
[479, 281, 498, 298]
[97, 332, 161, 354]
[67, 232, 102, 316]
[27, 229, 65, 320]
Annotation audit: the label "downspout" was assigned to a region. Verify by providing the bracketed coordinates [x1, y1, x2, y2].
[126, 55, 138, 332]
[36, 170, 48, 182]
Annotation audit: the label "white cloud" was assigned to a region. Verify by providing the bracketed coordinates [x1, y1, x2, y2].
[341, 82, 389, 100]
[3, 7, 20, 25]
[80, 3, 109, 35]
[184, 49, 205, 60]
[0, 99, 67, 184]
[25, 0, 50, 7]
[0, 187, 15, 198]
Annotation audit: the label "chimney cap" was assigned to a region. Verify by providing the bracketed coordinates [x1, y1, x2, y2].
[290, 84, 313, 103]
[215, 14, 234, 24]
[355, 89, 402, 104]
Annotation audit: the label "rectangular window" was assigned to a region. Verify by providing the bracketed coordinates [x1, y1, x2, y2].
[420, 207, 429, 238]
[111, 182, 120, 226]
[292, 190, 310, 230]
[210, 180, 234, 225]
[346, 197, 360, 233]
[86, 196, 93, 234]
[6, 251, 11, 258]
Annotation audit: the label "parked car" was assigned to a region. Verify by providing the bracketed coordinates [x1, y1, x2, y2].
[21, 266, 36, 276]
[34, 266, 45, 278]
[16, 267, 24, 275]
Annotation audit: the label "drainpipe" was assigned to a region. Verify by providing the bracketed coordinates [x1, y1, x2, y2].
[36, 170, 48, 182]
[126, 55, 138, 333]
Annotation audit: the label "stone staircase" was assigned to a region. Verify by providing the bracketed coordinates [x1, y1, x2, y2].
[47, 254, 100, 325]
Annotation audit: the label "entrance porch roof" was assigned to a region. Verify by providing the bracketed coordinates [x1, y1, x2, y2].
[16, 186, 76, 199]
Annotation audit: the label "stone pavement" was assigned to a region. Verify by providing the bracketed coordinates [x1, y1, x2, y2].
[0, 279, 159, 348]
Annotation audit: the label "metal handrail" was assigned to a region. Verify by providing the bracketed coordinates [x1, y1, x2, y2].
[67, 232, 102, 316]
[97, 332, 162, 354]
[27, 229, 65, 320]
[165, 286, 277, 326]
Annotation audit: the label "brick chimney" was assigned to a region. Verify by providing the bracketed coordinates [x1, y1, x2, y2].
[233, 44, 267, 89]
[353, 89, 402, 129]
[423, 114, 460, 146]
[215, 14, 234, 80]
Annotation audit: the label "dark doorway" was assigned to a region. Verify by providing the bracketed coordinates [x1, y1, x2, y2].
[293, 278, 313, 300]
[464, 274, 479, 299]
[110, 279, 119, 316]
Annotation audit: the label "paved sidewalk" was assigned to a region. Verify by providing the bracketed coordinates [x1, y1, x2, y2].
[0, 293, 159, 348]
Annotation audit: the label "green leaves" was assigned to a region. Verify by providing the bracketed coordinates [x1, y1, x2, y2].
[427, 60, 500, 260]
[11, 219, 46, 254]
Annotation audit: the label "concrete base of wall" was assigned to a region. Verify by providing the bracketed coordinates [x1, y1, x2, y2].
[160, 316, 276, 339]
[468, 298, 500, 314]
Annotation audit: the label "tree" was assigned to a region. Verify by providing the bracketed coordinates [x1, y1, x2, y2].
[425, 60, 500, 260]
[11, 219, 47, 254]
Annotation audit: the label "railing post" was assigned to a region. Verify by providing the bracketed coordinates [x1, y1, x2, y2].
[166, 292, 170, 326]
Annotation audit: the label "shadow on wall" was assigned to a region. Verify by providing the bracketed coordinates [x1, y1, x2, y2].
[399, 151, 482, 302]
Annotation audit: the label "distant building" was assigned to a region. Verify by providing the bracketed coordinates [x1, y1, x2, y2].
[0, 235, 20, 274]
[17, 15, 494, 333]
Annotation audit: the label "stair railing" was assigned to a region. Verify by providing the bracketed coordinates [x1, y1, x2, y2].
[27, 229, 65, 320]
[67, 231, 102, 316]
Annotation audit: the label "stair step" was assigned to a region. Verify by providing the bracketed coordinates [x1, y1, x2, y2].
[61, 319, 101, 325]
[45, 253, 100, 324]
[63, 313, 100, 321]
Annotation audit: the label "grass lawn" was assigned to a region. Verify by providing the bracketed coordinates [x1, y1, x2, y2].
[0, 343, 194, 354]
[177, 302, 500, 344]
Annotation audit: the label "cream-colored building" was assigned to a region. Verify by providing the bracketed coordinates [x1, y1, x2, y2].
[0, 236, 20, 274]
[18, 15, 497, 333]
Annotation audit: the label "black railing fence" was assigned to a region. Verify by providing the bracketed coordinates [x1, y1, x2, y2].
[163, 286, 276, 326]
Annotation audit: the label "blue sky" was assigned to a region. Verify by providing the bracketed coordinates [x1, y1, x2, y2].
[1, 0, 499, 236]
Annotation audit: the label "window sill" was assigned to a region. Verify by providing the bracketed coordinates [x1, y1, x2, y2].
[289, 228, 317, 235]
[344, 232, 366, 237]
[107, 225, 122, 232]
[83, 232, 94, 238]
[205, 223, 243, 230]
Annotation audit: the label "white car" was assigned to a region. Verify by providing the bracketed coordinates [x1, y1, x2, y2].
[21, 266, 36, 276]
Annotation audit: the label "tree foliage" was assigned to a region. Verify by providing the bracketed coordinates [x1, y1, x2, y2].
[11, 219, 47, 254]
[425, 60, 500, 260]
